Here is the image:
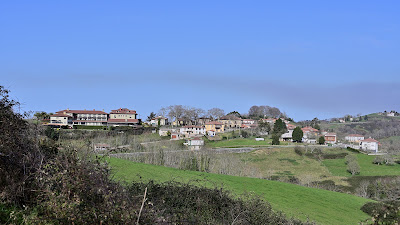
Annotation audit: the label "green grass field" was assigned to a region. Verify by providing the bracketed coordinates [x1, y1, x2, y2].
[107, 157, 371, 225]
[323, 154, 400, 177]
[206, 138, 275, 148]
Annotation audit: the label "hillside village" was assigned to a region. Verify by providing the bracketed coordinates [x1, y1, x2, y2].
[42, 106, 391, 153]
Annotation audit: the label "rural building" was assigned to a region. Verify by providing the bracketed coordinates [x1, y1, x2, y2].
[108, 108, 140, 126]
[185, 137, 204, 150]
[219, 115, 242, 129]
[324, 133, 337, 144]
[49, 112, 73, 126]
[345, 134, 364, 143]
[360, 138, 379, 152]
[56, 109, 108, 126]
[281, 129, 293, 142]
[150, 116, 169, 126]
[179, 125, 206, 137]
[197, 117, 212, 125]
[205, 121, 225, 133]
[170, 132, 181, 140]
[93, 143, 111, 151]
[301, 126, 319, 143]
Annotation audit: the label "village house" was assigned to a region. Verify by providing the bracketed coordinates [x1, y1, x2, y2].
[170, 132, 182, 140]
[196, 117, 212, 125]
[93, 143, 111, 151]
[280, 124, 296, 142]
[185, 137, 204, 150]
[324, 133, 337, 144]
[150, 116, 169, 126]
[179, 125, 206, 138]
[360, 138, 379, 152]
[261, 118, 276, 124]
[108, 108, 140, 126]
[219, 115, 242, 130]
[56, 109, 108, 126]
[301, 126, 319, 143]
[205, 121, 225, 134]
[345, 134, 365, 143]
[49, 112, 73, 126]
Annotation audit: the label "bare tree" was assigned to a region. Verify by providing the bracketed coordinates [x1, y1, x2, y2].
[167, 105, 185, 126]
[207, 108, 225, 120]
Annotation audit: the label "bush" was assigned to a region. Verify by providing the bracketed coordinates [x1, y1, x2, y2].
[361, 201, 400, 224]
[322, 153, 348, 159]
[272, 135, 280, 145]
[347, 160, 360, 175]
[294, 146, 305, 156]
[345, 154, 357, 165]
[373, 155, 385, 165]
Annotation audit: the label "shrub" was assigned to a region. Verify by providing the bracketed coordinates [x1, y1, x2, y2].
[271, 135, 280, 145]
[294, 146, 305, 156]
[345, 154, 357, 165]
[347, 160, 360, 175]
[373, 155, 385, 165]
[361, 201, 400, 224]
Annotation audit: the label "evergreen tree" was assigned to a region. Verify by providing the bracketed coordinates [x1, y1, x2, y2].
[273, 118, 287, 136]
[272, 134, 280, 145]
[318, 136, 325, 145]
[292, 127, 303, 143]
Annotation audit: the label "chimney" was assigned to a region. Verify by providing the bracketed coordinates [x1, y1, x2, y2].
[67, 108, 69, 110]
[84, 109, 86, 111]
[103, 109, 104, 112]
[93, 109, 95, 111]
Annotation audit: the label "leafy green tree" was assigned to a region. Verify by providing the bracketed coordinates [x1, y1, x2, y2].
[34, 111, 50, 120]
[271, 134, 280, 145]
[273, 118, 287, 136]
[292, 127, 303, 143]
[364, 115, 368, 121]
[258, 120, 271, 133]
[318, 136, 325, 145]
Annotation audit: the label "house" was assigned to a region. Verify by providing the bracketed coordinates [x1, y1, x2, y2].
[56, 109, 108, 126]
[324, 133, 337, 144]
[185, 137, 204, 150]
[49, 112, 73, 126]
[159, 127, 177, 136]
[172, 118, 193, 127]
[179, 125, 206, 138]
[301, 126, 319, 143]
[281, 129, 294, 142]
[242, 119, 256, 125]
[205, 121, 225, 133]
[261, 118, 276, 124]
[150, 116, 169, 126]
[280, 124, 296, 141]
[197, 117, 212, 125]
[108, 108, 140, 127]
[207, 130, 216, 136]
[345, 134, 364, 143]
[93, 143, 110, 151]
[219, 115, 242, 129]
[360, 138, 379, 152]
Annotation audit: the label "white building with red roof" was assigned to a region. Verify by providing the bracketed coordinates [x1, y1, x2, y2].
[345, 134, 364, 143]
[49, 113, 73, 126]
[180, 125, 206, 138]
[56, 109, 108, 126]
[108, 108, 140, 126]
[360, 138, 379, 152]
[324, 133, 337, 144]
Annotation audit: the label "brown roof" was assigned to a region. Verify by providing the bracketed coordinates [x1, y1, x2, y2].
[57, 109, 108, 115]
[110, 108, 137, 114]
[108, 119, 139, 123]
[301, 126, 318, 133]
[205, 121, 223, 125]
[51, 113, 73, 118]
[362, 138, 378, 143]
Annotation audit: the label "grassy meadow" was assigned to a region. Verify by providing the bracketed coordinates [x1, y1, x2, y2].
[107, 157, 371, 225]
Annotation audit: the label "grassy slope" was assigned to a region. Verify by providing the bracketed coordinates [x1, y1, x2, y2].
[323, 154, 400, 177]
[107, 157, 371, 225]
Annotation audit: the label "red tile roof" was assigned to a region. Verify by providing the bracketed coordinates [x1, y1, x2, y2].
[57, 109, 108, 115]
[301, 126, 318, 133]
[182, 125, 204, 128]
[362, 138, 378, 143]
[110, 108, 137, 114]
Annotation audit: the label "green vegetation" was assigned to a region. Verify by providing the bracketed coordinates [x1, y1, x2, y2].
[323, 154, 400, 177]
[73, 125, 108, 130]
[107, 157, 371, 225]
[206, 137, 273, 148]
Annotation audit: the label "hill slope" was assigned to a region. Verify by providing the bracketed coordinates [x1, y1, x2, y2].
[107, 157, 371, 225]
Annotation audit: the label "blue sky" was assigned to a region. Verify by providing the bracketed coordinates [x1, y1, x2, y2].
[1, 1, 399, 120]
